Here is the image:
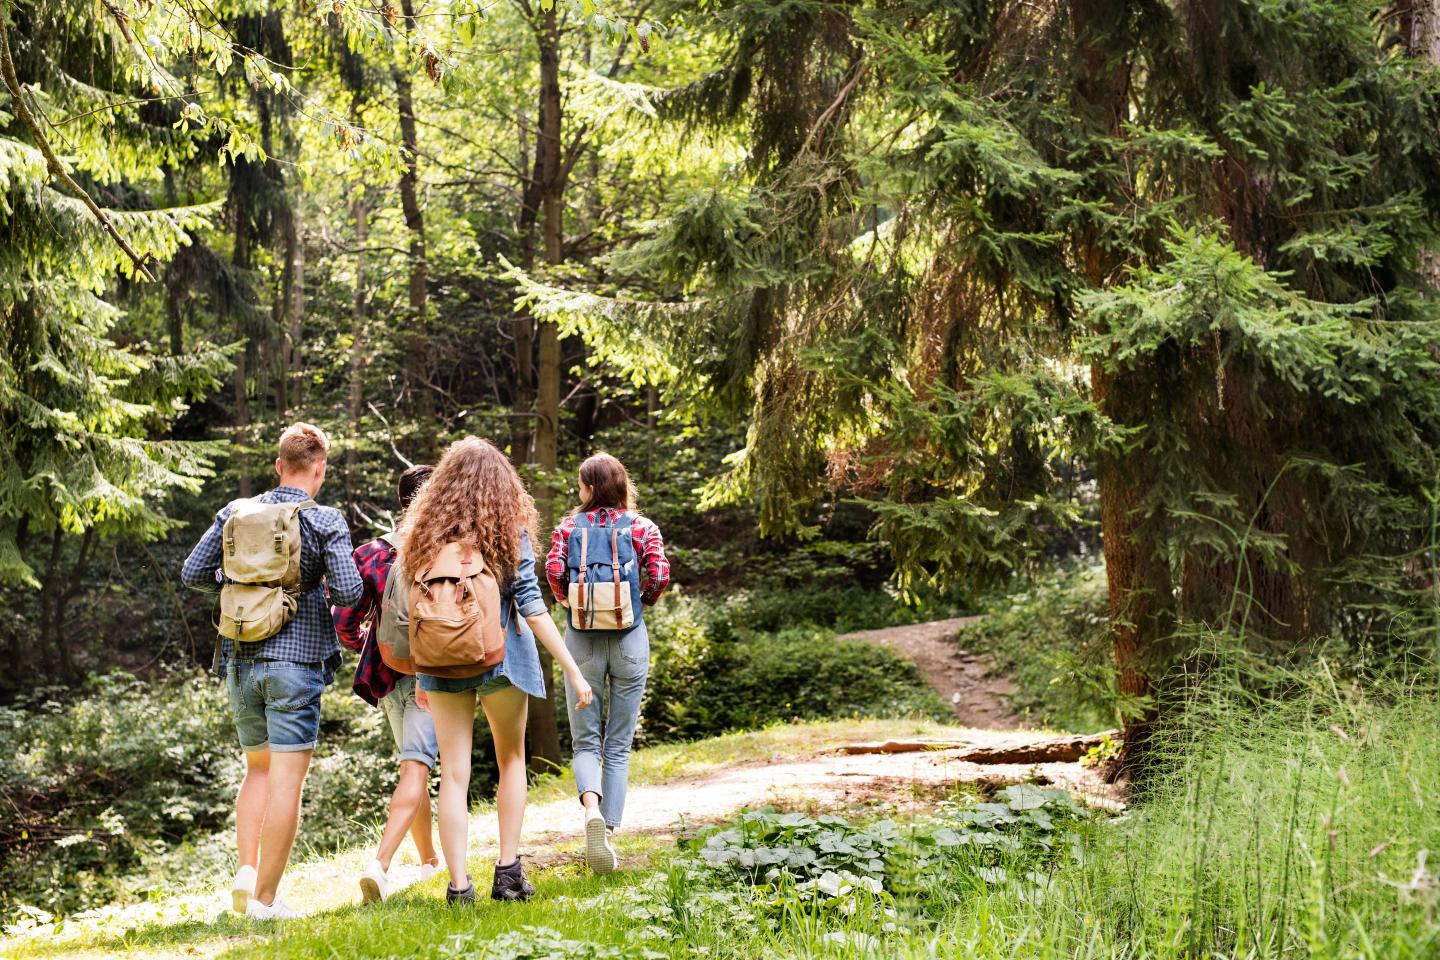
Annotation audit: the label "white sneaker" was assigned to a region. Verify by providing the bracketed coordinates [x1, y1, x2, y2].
[583, 808, 617, 875]
[419, 860, 440, 883]
[230, 865, 256, 915]
[246, 895, 300, 920]
[360, 858, 388, 904]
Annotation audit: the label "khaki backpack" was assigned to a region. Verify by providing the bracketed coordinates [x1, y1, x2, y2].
[407, 542, 504, 678]
[217, 497, 317, 645]
[374, 531, 417, 675]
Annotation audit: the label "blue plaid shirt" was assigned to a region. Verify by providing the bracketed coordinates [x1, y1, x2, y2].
[181, 486, 363, 671]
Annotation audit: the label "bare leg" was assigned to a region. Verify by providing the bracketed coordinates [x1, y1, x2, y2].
[479, 684, 530, 865]
[429, 690, 476, 890]
[236, 748, 270, 869]
[254, 750, 313, 905]
[409, 790, 438, 867]
[376, 760, 433, 871]
[580, 790, 600, 812]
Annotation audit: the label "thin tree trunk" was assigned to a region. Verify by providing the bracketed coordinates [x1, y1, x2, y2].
[274, 208, 297, 420]
[347, 194, 369, 519]
[38, 527, 60, 675]
[396, 0, 432, 454]
[526, 4, 566, 774]
[52, 527, 94, 680]
[232, 190, 254, 498]
[512, 140, 544, 462]
[290, 224, 306, 410]
[647, 385, 659, 482]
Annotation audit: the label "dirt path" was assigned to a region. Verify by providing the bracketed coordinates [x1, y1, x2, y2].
[5, 723, 1120, 958]
[839, 617, 1020, 729]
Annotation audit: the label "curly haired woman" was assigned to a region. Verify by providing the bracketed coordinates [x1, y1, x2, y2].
[398, 437, 593, 904]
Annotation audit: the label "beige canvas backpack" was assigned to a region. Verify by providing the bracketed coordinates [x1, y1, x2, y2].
[407, 542, 504, 678]
[216, 497, 317, 644]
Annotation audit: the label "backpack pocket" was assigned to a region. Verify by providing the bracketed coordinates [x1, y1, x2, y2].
[218, 583, 298, 643]
[410, 583, 494, 669]
[568, 580, 635, 631]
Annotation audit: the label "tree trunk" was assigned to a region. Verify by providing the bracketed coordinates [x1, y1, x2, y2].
[525, 4, 566, 774]
[512, 136, 544, 462]
[347, 194, 369, 518]
[534, 1, 563, 529]
[646, 384, 657, 482]
[273, 207, 297, 420]
[1402, 0, 1440, 290]
[289, 223, 306, 411]
[1069, 0, 1167, 778]
[232, 191, 254, 498]
[396, 0, 432, 455]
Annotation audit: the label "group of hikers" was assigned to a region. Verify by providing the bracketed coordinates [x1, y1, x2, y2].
[180, 423, 670, 919]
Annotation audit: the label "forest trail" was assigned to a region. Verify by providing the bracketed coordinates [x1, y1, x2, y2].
[838, 617, 1021, 728]
[5, 721, 1120, 959]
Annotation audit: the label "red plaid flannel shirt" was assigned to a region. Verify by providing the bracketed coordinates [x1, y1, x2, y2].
[331, 536, 403, 706]
[546, 508, 670, 608]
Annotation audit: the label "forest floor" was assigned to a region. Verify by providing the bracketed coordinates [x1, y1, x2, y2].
[2, 718, 1118, 959]
[838, 617, 1020, 728]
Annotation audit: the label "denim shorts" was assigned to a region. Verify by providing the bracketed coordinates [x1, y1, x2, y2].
[417, 665, 513, 697]
[225, 659, 326, 753]
[379, 675, 439, 768]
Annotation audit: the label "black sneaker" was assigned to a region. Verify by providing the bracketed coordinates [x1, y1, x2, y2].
[491, 858, 536, 902]
[445, 879, 476, 906]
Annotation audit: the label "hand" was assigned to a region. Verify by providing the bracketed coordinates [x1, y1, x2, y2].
[416, 686, 431, 713]
[557, 597, 570, 609]
[570, 674, 594, 710]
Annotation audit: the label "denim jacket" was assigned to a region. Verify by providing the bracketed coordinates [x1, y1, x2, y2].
[453, 530, 550, 699]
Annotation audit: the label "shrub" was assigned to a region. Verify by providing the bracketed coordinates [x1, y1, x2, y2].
[642, 594, 950, 741]
[0, 669, 423, 925]
[956, 561, 1115, 731]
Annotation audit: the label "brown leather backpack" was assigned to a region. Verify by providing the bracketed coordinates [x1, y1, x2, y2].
[407, 542, 504, 677]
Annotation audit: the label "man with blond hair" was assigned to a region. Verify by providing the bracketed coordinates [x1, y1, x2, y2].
[182, 422, 363, 919]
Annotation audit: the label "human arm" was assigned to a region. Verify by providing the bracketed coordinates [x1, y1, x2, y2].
[633, 516, 671, 606]
[544, 520, 571, 607]
[332, 540, 383, 652]
[516, 531, 592, 708]
[322, 514, 364, 609]
[179, 509, 227, 592]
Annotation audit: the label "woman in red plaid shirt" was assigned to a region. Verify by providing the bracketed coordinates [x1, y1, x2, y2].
[546, 453, 670, 875]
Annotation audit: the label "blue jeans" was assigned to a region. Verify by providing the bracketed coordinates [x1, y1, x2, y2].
[563, 621, 649, 829]
[225, 659, 326, 753]
[379, 675, 439, 768]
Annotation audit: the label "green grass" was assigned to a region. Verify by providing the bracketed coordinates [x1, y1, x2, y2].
[6, 688, 1438, 960]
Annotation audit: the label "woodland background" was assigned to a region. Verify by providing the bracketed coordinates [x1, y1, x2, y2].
[2, 0, 1440, 950]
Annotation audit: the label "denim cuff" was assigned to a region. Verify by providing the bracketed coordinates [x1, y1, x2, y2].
[517, 599, 548, 619]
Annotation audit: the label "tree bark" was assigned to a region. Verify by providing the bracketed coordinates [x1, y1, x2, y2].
[289, 223, 306, 411]
[534, 1, 564, 529]
[1402, 0, 1440, 290]
[396, 0, 432, 455]
[512, 137, 545, 463]
[347, 194, 369, 518]
[1069, 0, 1169, 778]
[273, 207, 297, 420]
[525, 4, 566, 774]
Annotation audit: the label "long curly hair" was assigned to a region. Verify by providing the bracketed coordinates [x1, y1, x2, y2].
[398, 437, 537, 582]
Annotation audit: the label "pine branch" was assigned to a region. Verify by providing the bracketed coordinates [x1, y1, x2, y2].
[0, 14, 157, 283]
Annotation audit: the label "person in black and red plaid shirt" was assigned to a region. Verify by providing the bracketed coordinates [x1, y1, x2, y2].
[332, 464, 439, 903]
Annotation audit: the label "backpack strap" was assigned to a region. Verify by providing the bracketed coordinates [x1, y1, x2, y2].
[610, 526, 622, 621]
[577, 525, 590, 629]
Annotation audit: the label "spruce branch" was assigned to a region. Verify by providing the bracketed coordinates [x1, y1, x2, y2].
[0, 12, 157, 282]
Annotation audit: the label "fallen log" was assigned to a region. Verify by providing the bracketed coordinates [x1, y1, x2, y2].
[840, 739, 972, 755]
[841, 730, 1119, 764]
